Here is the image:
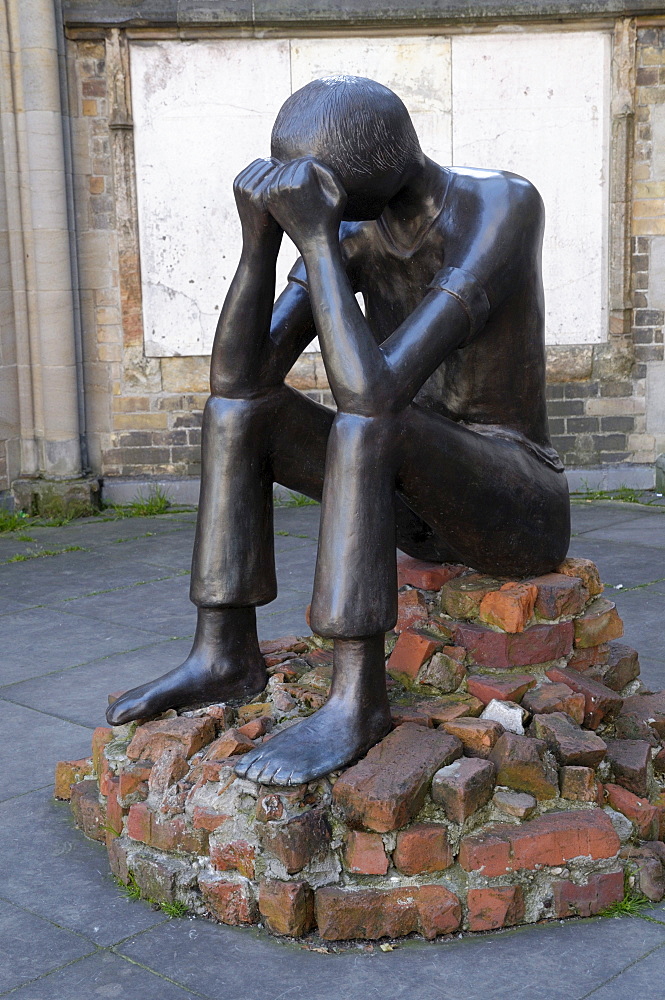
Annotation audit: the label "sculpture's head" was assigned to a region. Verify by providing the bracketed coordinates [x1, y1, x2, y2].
[271, 76, 423, 220]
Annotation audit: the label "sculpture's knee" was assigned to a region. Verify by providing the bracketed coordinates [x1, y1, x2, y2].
[325, 410, 399, 476]
[202, 391, 279, 452]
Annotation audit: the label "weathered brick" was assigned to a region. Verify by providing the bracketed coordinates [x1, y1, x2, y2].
[236, 702, 273, 725]
[419, 694, 485, 724]
[315, 885, 461, 941]
[126, 802, 208, 853]
[546, 666, 623, 729]
[481, 699, 528, 734]
[127, 717, 215, 761]
[431, 757, 496, 823]
[479, 582, 537, 633]
[386, 629, 442, 681]
[560, 766, 601, 802]
[211, 839, 256, 879]
[467, 885, 525, 931]
[393, 822, 453, 875]
[417, 647, 467, 692]
[466, 673, 536, 705]
[203, 728, 254, 759]
[259, 636, 306, 656]
[489, 732, 559, 800]
[397, 554, 466, 590]
[54, 758, 93, 800]
[632, 857, 665, 901]
[567, 643, 610, 672]
[118, 761, 152, 803]
[259, 879, 314, 936]
[191, 806, 228, 832]
[604, 739, 652, 797]
[522, 682, 586, 724]
[70, 779, 106, 842]
[390, 705, 433, 727]
[618, 691, 665, 740]
[105, 778, 128, 838]
[92, 726, 113, 776]
[529, 713, 607, 767]
[333, 724, 462, 832]
[558, 557, 603, 596]
[237, 717, 272, 740]
[440, 717, 504, 758]
[459, 810, 620, 876]
[107, 836, 130, 884]
[574, 598, 624, 648]
[440, 574, 503, 619]
[343, 831, 388, 875]
[259, 808, 331, 873]
[493, 788, 536, 819]
[455, 621, 573, 668]
[604, 783, 659, 839]
[395, 589, 429, 632]
[585, 642, 640, 692]
[552, 871, 624, 918]
[199, 874, 258, 925]
[530, 573, 589, 619]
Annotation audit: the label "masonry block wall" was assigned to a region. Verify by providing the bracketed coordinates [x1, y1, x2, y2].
[53, 13, 665, 484]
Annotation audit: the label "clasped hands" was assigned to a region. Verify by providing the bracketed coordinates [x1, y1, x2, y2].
[233, 157, 347, 256]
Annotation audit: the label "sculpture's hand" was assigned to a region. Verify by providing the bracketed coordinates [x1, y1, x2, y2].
[264, 158, 347, 253]
[233, 158, 283, 255]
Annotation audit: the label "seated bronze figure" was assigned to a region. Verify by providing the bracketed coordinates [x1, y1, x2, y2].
[107, 76, 570, 785]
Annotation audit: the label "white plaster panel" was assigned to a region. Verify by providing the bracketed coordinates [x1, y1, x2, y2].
[652, 104, 665, 183]
[649, 237, 665, 312]
[452, 31, 611, 345]
[647, 360, 665, 435]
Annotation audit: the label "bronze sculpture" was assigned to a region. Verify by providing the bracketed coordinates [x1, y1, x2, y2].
[107, 76, 570, 786]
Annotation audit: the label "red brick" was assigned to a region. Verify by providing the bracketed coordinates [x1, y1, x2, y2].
[604, 783, 659, 839]
[558, 557, 603, 596]
[529, 712, 608, 767]
[574, 598, 624, 648]
[203, 728, 254, 759]
[204, 704, 236, 729]
[419, 695, 485, 724]
[237, 716, 272, 740]
[91, 727, 113, 776]
[459, 810, 620, 876]
[199, 874, 258, 924]
[440, 717, 504, 757]
[127, 716, 215, 761]
[148, 748, 188, 799]
[70, 779, 105, 842]
[631, 857, 665, 901]
[191, 806, 229, 832]
[397, 553, 466, 590]
[586, 642, 640, 692]
[259, 808, 331, 874]
[521, 683, 586, 725]
[493, 788, 536, 818]
[343, 831, 389, 875]
[105, 778, 127, 838]
[440, 574, 503, 619]
[126, 802, 207, 853]
[54, 758, 93, 800]
[553, 871, 624, 918]
[211, 839, 255, 878]
[386, 629, 442, 681]
[99, 756, 115, 798]
[654, 749, 665, 775]
[488, 732, 559, 800]
[118, 762, 152, 803]
[455, 621, 574, 668]
[107, 836, 130, 884]
[416, 647, 467, 692]
[315, 885, 461, 941]
[560, 766, 601, 802]
[479, 582, 537, 633]
[567, 643, 610, 671]
[654, 792, 665, 841]
[395, 589, 429, 632]
[618, 692, 665, 740]
[431, 757, 496, 823]
[393, 822, 453, 875]
[467, 885, 525, 931]
[259, 636, 306, 655]
[605, 739, 652, 797]
[466, 673, 536, 705]
[258, 879, 314, 936]
[546, 666, 623, 729]
[332, 724, 462, 832]
[530, 572, 589, 619]
[391, 706, 433, 727]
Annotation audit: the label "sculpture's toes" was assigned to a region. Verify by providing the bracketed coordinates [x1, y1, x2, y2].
[106, 686, 149, 726]
[234, 745, 267, 781]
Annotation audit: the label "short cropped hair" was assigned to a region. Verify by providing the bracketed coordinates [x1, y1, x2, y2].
[271, 76, 421, 181]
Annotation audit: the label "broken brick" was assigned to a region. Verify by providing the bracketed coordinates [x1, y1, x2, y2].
[586, 642, 640, 692]
[237, 716, 272, 740]
[70, 779, 106, 842]
[634, 858, 665, 902]
[455, 621, 574, 668]
[604, 783, 659, 839]
[553, 871, 624, 918]
[573, 598, 624, 648]
[417, 648, 467, 692]
[530, 572, 589, 619]
[604, 739, 652, 798]
[236, 702, 272, 724]
[91, 727, 113, 777]
[529, 712, 607, 768]
[478, 582, 537, 633]
[559, 766, 601, 803]
[191, 806, 228, 832]
[521, 683, 586, 725]
[493, 788, 536, 819]
[488, 732, 559, 799]
[440, 574, 503, 620]
[333, 724, 462, 832]
[431, 757, 496, 823]
[126, 802, 207, 853]
[393, 823, 453, 875]
[466, 673, 536, 705]
[315, 885, 461, 941]
[546, 666, 623, 729]
[126, 716, 215, 761]
[397, 553, 466, 590]
[203, 728, 254, 759]
[199, 874, 258, 925]
[386, 629, 442, 681]
[259, 808, 331, 874]
[618, 692, 665, 741]
[54, 758, 93, 800]
[440, 717, 504, 757]
[343, 831, 389, 875]
[395, 589, 429, 632]
[567, 643, 610, 672]
[259, 636, 306, 656]
[211, 839, 256, 879]
[390, 706, 433, 727]
[467, 885, 525, 931]
[258, 879, 314, 936]
[557, 557, 603, 596]
[420, 695, 484, 724]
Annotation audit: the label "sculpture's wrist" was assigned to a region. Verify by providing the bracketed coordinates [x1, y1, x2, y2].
[299, 229, 340, 263]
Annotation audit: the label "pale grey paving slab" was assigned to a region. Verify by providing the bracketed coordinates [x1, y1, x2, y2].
[566, 536, 665, 588]
[118, 912, 665, 1000]
[1, 638, 193, 728]
[611, 586, 665, 663]
[2, 951, 206, 1000]
[0, 702, 91, 801]
[635, 656, 665, 693]
[569, 503, 660, 535]
[56, 574, 196, 637]
[0, 791, 168, 947]
[575, 512, 665, 548]
[0, 595, 41, 615]
[0, 607, 165, 686]
[0, 899, 95, 994]
[582, 939, 665, 999]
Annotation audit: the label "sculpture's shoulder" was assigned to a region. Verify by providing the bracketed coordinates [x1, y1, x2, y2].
[446, 165, 544, 228]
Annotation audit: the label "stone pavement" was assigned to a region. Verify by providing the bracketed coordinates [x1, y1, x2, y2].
[1, 497, 665, 999]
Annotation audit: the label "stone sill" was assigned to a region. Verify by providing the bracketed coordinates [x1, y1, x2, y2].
[62, 0, 665, 30]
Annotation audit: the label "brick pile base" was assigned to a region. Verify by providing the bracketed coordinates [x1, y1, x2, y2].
[56, 555, 665, 942]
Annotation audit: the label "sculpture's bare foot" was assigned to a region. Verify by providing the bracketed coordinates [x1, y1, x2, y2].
[235, 634, 391, 785]
[106, 607, 267, 725]
[234, 697, 391, 785]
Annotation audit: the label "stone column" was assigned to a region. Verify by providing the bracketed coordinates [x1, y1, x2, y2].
[0, 0, 81, 480]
